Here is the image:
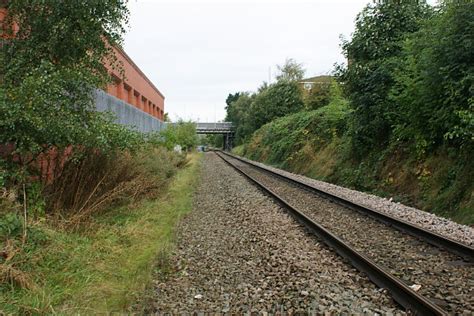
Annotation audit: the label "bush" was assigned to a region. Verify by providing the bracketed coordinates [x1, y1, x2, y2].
[155, 121, 198, 152]
[245, 92, 349, 167]
[337, 1, 429, 154]
[1, 0, 130, 175]
[225, 59, 305, 145]
[303, 80, 332, 110]
[250, 80, 304, 131]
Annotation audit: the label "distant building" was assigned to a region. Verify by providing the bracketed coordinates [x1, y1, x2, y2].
[298, 75, 333, 93]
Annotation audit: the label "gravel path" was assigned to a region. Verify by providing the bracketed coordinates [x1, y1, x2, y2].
[227, 156, 473, 314]
[145, 153, 403, 314]
[233, 154, 474, 246]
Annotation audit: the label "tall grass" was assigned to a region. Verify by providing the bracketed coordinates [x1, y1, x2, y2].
[43, 146, 185, 228]
[0, 147, 197, 314]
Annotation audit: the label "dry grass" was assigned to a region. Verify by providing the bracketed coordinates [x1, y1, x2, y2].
[0, 240, 36, 290]
[0, 263, 35, 291]
[0, 152, 202, 314]
[42, 146, 184, 228]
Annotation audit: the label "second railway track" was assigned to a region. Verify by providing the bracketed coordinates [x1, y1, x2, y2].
[215, 151, 473, 315]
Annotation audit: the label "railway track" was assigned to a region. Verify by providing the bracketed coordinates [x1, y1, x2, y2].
[215, 151, 473, 315]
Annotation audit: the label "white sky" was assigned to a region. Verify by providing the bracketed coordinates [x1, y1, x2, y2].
[123, 0, 433, 122]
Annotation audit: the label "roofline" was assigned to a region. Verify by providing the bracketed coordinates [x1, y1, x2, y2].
[299, 81, 331, 84]
[299, 75, 334, 82]
[115, 46, 165, 100]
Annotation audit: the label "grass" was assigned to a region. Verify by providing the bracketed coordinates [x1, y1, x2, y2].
[0, 152, 202, 314]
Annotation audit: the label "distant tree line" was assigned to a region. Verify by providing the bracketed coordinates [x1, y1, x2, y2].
[225, 58, 333, 145]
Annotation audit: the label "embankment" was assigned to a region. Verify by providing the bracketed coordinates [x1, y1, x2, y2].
[236, 107, 473, 225]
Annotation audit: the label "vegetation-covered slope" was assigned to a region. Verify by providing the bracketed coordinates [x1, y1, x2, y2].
[237, 107, 473, 224]
[228, 1, 473, 224]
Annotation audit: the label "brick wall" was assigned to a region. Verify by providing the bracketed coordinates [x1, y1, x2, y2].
[105, 46, 165, 121]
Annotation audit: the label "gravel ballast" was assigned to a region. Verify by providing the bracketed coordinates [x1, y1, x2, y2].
[233, 154, 474, 246]
[145, 153, 403, 314]
[227, 156, 473, 314]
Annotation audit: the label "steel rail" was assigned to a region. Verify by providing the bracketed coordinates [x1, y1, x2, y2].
[215, 151, 447, 315]
[218, 150, 474, 262]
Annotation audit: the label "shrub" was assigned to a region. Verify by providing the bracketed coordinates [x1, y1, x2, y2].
[389, 2, 474, 152]
[246, 93, 349, 166]
[155, 121, 198, 151]
[336, 1, 429, 154]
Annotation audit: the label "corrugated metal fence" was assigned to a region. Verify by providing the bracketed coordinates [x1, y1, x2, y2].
[94, 89, 164, 133]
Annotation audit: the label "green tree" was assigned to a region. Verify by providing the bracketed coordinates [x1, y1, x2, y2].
[337, 0, 429, 154]
[390, 2, 473, 152]
[224, 59, 305, 144]
[158, 121, 198, 151]
[0, 0, 129, 162]
[225, 92, 241, 107]
[276, 58, 305, 82]
[304, 79, 333, 110]
[201, 134, 223, 148]
[225, 92, 245, 124]
[250, 80, 304, 130]
[225, 92, 255, 144]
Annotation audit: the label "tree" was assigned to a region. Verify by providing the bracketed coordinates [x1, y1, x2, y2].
[251, 80, 304, 130]
[0, 1, 129, 161]
[390, 2, 474, 152]
[337, 0, 429, 154]
[250, 59, 305, 129]
[201, 134, 223, 148]
[225, 92, 241, 106]
[225, 92, 254, 144]
[224, 59, 305, 144]
[276, 58, 305, 82]
[158, 121, 198, 151]
[304, 80, 333, 110]
[2, 1, 127, 84]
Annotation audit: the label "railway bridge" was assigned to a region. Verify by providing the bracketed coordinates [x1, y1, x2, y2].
[195, 122, 235, 151]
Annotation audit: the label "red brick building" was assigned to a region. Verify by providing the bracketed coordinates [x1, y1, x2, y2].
[105, 46, 165, 120]
[1, 2, 164, 120]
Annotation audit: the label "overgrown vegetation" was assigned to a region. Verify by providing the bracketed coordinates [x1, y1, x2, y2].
[0, 153, 201, 314]
[228, 1, 473, 224]
[1, 1, 131, 165]
[201, 134, 224, 149]
[225, 58, 306, 144]
[244, 82, 348, 167]
[156, 120, 198, 151]
[0, 1, 200, 311]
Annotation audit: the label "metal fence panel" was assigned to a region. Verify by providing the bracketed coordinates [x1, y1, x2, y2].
[94, 89, 164, 133]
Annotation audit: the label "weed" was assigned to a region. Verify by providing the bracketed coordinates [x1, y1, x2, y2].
[0, 152, 202, 314]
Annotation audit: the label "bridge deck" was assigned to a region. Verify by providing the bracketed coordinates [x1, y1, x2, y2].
[195, 122, 234, 134]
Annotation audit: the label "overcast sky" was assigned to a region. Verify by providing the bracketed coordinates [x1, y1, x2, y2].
[122, 0, 391, 122]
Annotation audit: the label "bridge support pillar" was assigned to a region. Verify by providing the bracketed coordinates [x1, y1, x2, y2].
[223, 133, 234, 151]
